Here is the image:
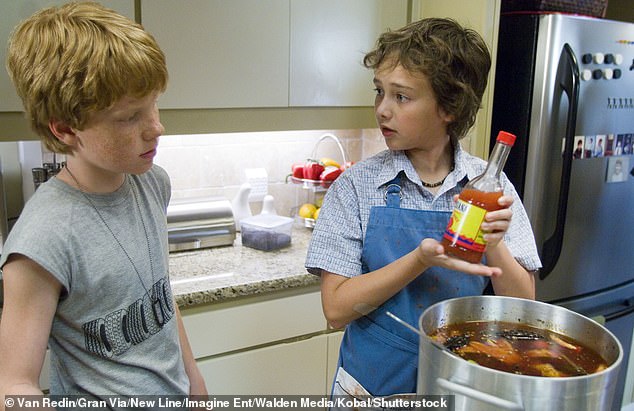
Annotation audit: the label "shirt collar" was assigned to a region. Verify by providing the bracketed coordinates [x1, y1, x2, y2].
[375, 142, 481, 190]
[449, 143, 483, 186]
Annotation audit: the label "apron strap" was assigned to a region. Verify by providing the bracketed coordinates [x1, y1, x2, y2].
[383, 174, 403, 208]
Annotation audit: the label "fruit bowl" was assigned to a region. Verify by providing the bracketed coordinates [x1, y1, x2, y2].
[287, 133, 350, 190]
[292, 204, 320, 229]
[288, 176, 335, 189]
[297, 216, 316, 229]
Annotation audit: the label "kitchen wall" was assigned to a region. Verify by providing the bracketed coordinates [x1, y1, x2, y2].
[0, 128, 388, 225]
[154, 128, 387, 217]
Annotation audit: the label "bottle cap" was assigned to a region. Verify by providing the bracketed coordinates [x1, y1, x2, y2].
[496, 131, 516, 146]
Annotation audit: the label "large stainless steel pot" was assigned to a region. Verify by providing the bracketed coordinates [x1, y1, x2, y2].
[417, 296, 622, 411]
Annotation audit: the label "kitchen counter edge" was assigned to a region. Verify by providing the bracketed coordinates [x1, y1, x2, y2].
[169, 228, 319, 309]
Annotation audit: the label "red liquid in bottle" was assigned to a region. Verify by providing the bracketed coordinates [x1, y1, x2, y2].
[440, 130, 516, 263]
[440, 188, 503, 263]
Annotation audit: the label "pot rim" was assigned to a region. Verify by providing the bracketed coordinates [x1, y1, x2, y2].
[419, 295, 624, 379]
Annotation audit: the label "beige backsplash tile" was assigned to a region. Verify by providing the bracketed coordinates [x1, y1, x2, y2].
[154, 129, 386, 217]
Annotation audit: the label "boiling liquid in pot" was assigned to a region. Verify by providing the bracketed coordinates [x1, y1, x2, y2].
[430, 321, 608, 377]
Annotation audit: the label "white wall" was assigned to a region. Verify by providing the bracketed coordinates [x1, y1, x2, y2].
[153, 129, 386, 217]
[0, 129, 387, 222]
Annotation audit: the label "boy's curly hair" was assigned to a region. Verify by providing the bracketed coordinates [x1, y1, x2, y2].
[6, 2, 168, 153]
[364, 18, 491, 140]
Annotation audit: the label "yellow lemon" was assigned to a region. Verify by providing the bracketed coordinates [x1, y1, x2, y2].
[298, 203, 317, 219]
[313, 207, 320, 220]
[320, 157, 341, 168]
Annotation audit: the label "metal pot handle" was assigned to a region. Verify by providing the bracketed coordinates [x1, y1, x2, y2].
[435, 378, 524, 411]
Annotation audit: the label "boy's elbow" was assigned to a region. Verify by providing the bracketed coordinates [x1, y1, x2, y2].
[322, 306, 349, 330]
[326, 318, 347, 330]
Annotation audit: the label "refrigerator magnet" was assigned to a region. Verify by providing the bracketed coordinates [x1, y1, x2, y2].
[573, 136, 585, 159]
[584, 136, 595, 159]
[594, 135, 606, 158]
[606, 156, 629, 183]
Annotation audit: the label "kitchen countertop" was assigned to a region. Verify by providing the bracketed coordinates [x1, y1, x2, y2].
[0, 227, 316, 316]
[169, 227, 319, 308]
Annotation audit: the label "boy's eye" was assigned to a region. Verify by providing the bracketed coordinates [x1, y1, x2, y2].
[373, 87, 384, 96]
[396, 94, 409, 103]
[120, 112, 139, 122]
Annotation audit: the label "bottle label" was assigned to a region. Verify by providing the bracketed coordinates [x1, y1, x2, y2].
[443, 199, 487, 252]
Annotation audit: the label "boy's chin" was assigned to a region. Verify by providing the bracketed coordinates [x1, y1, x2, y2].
[129, 163, 154, 175]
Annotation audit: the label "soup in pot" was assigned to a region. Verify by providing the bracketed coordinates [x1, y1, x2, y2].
[430, 321, 608, 377]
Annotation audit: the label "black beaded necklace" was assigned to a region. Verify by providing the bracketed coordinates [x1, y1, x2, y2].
[65, 167, 165, 327]
[420, 163, 455, 188]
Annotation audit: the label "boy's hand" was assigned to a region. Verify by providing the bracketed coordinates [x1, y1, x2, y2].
[481, 195, 514, 249]
[418, 238, 502, 277]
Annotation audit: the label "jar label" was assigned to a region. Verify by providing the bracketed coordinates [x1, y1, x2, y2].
[443, 199, 487, 252]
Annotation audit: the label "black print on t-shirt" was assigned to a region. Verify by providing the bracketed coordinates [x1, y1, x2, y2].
[82, 278, 174, 358]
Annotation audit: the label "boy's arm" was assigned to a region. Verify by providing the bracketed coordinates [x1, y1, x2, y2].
[174, 304, 207, 397]
[0, 254, 61, 410]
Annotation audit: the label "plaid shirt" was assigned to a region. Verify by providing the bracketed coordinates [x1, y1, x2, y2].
[305, 145, 542, 277]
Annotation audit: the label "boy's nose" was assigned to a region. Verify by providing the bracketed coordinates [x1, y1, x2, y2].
[375, 99, 392, 120]
[144, 114, 164, 140]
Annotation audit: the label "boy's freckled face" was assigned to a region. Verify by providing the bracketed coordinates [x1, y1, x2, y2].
[373, 63, 452, 152]
[74, 92, 164, 176]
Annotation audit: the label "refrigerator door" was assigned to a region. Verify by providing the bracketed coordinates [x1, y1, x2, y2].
[557, 281, 634, 411]
[493, 14, 634, 302]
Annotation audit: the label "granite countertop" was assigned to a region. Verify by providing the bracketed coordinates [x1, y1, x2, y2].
[169, 228, 319, 308]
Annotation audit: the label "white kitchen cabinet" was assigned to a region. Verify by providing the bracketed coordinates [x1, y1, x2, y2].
[197, 334, 328, 395]
[141, 0, 290, 109]
[289, 0, 408, 107]
[326, 331, 344, 392]
[180, 287, 343, 395]
[39, 350, 50, 392]
[181, 287, 325, 359]
[0, 0, 135, 112]
[140, 0, 407, 109]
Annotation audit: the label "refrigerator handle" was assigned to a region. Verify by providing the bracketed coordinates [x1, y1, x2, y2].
[604, 304, 634, 322]
[539, 44, 579, 279]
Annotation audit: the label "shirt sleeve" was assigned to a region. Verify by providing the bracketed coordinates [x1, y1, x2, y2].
[305, 172, 365, 278]
[0, 187, 74, 294]
[502, 175, 543, 272]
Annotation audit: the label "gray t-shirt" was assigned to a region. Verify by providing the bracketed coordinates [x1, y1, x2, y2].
[0, 165, 189, 398]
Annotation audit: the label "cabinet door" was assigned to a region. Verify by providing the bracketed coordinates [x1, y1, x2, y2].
[181, 289, 325, 359]
[197, 334, 328, 395]
[289, 0, 408, 107]
[0, 0, 135, 112]
[141, 0, 290, 109]
[326, 331, 344, 393]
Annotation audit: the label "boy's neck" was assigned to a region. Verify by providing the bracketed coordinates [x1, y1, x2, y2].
[59, 162, 126, 194]
[406, 140, 454, 182]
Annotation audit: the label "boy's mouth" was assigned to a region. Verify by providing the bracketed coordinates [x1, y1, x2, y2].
[140, 148, 157, 159]
[380, 126, 396, 137]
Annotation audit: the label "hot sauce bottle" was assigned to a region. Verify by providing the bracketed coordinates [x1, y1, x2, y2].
[441, 131, 516, 263]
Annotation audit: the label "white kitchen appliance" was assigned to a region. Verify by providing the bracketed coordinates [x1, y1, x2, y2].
[166, 197, 235, 252]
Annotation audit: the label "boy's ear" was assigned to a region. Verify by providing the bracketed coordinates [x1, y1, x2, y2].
[438, 107, 455, 124]
[48, 119, 78, 147]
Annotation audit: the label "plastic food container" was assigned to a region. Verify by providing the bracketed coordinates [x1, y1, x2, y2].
[240, 214, 293, 251]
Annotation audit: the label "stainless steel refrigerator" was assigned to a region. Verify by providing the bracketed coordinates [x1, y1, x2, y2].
[491, 12, 634, 410]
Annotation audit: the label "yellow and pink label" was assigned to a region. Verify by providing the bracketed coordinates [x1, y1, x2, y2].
[443, 199, 487, 252]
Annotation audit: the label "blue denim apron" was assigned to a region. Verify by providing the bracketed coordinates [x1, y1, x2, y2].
[334, 180, 488, 397]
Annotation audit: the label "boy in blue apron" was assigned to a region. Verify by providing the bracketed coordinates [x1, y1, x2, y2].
[305, 18, 542, 404]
